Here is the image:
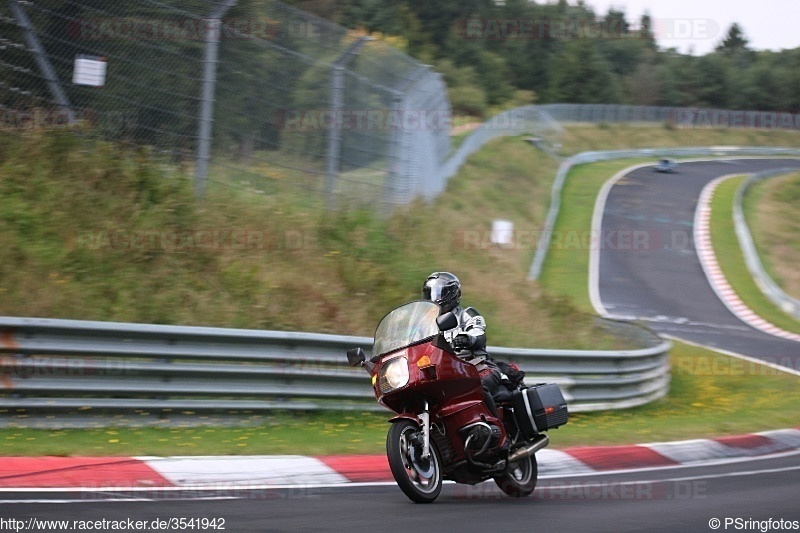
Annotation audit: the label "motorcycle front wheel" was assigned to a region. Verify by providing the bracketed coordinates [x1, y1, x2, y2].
[494, 452, 537, 497]
[386, 419, 443, 503]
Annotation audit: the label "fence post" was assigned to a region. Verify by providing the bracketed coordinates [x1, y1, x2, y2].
[7, 0, 74, 123]
[195, 0, 238, 198]
[325, 36, 371, 209]
[325, 63, 345, 210]
[382, 66, 431, 207]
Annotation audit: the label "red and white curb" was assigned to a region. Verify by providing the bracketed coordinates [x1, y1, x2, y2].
[694, 176, 800, 343]
[2, 428, 798, 489]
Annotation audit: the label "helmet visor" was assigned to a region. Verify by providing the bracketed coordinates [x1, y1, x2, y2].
[423, 282, 445, 302]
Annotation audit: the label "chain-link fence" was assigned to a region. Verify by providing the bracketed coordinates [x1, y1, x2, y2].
[6, 0, 800, 210]
[1, 0, 451, 208]
[441, 103, 800, 194]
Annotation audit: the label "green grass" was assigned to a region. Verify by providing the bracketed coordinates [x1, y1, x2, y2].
[708, 177, 800, 334]
[538, 159, 650, 311]
[556, 123, 800, 156]
[0, 412, 389, 456]
[746, 171, 800, 300]
[0, 129, 617, 349]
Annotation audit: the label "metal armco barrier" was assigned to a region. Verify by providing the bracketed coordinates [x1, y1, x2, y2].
[0, 316, 670, 418]
[734, 169, 800, 320]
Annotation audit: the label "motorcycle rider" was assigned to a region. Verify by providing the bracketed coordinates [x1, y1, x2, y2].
[421, 272, 505, 418]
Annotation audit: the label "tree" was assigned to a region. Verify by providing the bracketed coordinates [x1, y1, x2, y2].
[716, 23, 749, 53]
[732, 54, 789, 111]
[604, 7, 629, 36]
[473, 50, 515, 105]
[638, 13, 657, 51]
[777, 49, 800, 112]
[595, 8, 645, 80]
[626, 60, 662, 105]
[692, 53, 732, 108]
[653, 52, 696, 107]
[715, 22, 753, 68]
[436, 59, 487, 117]
[549, 40, 621, 103]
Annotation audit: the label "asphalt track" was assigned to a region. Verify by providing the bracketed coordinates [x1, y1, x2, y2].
[594, 158, 800, 371]
[2, 453, 798, 532]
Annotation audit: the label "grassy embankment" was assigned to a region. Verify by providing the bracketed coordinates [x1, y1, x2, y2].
[1, 124, 798, 455]
[745, 171, 800, 300]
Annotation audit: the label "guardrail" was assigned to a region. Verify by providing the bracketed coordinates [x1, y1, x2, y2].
[734, 169, 800, 319]
[0, 316, 670, 420]
[528, 147, 800, 280]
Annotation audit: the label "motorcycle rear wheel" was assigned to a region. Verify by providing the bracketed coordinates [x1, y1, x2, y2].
[494, 452, 537, 497]
[386, 419, 443, 503]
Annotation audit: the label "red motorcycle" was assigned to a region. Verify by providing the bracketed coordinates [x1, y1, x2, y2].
[347, 300, 568, 503]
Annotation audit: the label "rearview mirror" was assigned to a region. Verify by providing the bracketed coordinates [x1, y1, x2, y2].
[346, 347, 367, 367]
[436, 312, 458, 331]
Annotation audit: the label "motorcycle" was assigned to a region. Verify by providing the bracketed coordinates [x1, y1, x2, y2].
[347, 300, 568, 503]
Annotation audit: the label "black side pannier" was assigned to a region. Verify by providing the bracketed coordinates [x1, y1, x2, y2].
[511, 383, 569, 437]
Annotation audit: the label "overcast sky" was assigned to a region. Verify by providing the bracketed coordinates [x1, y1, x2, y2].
[580, 0, 800, 55]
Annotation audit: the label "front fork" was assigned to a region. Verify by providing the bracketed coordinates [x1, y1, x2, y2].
[417, 400, 431, 459]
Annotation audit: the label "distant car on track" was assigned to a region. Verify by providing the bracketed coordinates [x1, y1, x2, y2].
[654, 158, 677, 173]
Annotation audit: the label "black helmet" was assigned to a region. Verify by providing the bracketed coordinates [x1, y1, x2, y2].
[422, 272, 461, 312]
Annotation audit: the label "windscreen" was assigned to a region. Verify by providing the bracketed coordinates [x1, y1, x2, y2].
[372, 301, 440, 358]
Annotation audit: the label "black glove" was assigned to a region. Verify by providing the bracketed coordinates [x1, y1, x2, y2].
[452, 334, 475, 350]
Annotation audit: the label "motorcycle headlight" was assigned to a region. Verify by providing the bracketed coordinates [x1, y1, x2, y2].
[380, 356, 409, 392]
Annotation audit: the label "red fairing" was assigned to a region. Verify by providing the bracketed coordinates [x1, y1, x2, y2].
[371, 338, 506, 464]
[374, 342, 482, 410]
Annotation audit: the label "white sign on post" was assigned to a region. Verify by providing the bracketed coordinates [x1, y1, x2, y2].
[73, 55, 107, 87]
[491, 219, 514, 247]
